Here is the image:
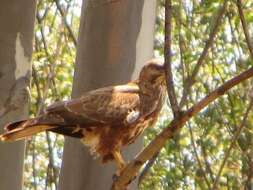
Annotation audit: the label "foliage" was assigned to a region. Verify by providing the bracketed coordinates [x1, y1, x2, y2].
[26, 0, 253, 189]
[25, 0, 80, 189]
[141, 0, 253, 189]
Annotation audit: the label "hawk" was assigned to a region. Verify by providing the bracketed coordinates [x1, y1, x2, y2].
[0, 59, 166, 175]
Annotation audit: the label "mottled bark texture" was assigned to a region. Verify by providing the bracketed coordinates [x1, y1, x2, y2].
[58, 0, 156, 189]
[0, 0, 36, 189]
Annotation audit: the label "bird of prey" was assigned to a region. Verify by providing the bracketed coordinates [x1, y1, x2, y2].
[0, 59, 166, 176]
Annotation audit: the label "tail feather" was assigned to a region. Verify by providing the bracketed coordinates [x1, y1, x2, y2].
[4, 119, 31, 131]
[0, 119, 56, 142]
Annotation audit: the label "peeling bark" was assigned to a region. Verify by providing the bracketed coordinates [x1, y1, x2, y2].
[0, 1, 36, 190]
[15, 33, 31, 79]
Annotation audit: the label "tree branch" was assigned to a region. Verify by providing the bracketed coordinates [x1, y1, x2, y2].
[46, 132, 58, 190]
[138, 152, 159, 185]
[138, 1, 180, 180]
[54, 0, 77, 46]
[111, 66, 253, 190]
[179, 0, 228, 108]
[165, 0, 180, 117]
[236, 0, 253, 59]
[188, 123, 211, 189]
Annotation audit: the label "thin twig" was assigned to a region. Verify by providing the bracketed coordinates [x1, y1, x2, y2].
[36, 13, 50, 58]
[227, 13, 243, 58]
[211, 98, 253, 190]
[54, 0, 77, 46]
[179, 0, 228, 108]
[201, 144, 215, 182]
[111, 66, 253, 190]
[188, 123, 211, 189]
[46, 132, 58, 190]
[165, 0, 180, 117]
[236, 0, 253, 59]
[33, 16, 60, 187]
[32, 137, 38, 190]
[138, 152, 159, 185]
[32, 65, 42, 111]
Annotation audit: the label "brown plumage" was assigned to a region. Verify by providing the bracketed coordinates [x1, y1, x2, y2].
[0, 59, 166, 175]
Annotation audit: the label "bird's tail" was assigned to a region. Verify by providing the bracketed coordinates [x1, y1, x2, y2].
[0, 119, 56, 142]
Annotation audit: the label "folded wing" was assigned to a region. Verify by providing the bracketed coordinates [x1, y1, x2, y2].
[0, 84, 141, 141]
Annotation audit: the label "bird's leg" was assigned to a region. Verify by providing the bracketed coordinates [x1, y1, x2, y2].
[112, 150, 126, 178]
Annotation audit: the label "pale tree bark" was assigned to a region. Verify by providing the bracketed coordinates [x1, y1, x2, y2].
[59, 0, 156, 189]
[0, 1, 36, 190]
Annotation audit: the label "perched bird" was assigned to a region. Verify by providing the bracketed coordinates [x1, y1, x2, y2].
[0, 59, 166, 175]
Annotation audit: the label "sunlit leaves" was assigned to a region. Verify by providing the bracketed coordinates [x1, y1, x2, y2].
[25, 0, 81, 189]
[141, 0, 253, 189]
[25, 0, 253, 189]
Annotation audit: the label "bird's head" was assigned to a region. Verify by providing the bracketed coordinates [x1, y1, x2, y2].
[139, 59, 165, 86]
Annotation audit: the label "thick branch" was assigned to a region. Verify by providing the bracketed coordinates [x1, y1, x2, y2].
[165, 0, 180, 117]
[111, 66, 253, 190]
[179, 0, 228, 108]
[236, 0, 253, 59]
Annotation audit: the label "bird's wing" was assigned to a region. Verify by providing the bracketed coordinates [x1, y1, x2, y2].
[46, 84, 141, 126]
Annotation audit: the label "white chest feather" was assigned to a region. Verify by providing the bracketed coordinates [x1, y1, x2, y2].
[125, 110, 140, 124]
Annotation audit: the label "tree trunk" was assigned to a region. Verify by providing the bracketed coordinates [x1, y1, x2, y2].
[0, 1, 36, 190]
[59, 0, 156, 189]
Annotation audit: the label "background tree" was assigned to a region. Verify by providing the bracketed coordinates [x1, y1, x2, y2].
[0, 1, 36, 190]
[58, 0, 157, 189]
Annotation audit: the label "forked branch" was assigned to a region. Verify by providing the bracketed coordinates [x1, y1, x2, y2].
[111, 66, 253, 190]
